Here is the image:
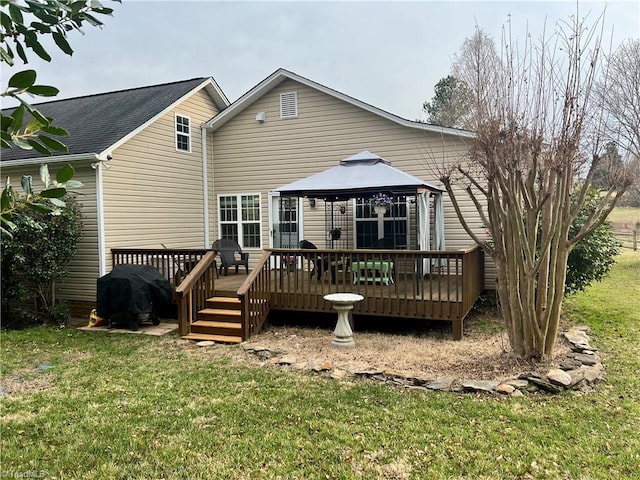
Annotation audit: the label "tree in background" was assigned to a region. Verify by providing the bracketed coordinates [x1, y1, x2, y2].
[439, 14, 634, 360]
[597, 39, 640, 207]
[422, 75, 473, 129]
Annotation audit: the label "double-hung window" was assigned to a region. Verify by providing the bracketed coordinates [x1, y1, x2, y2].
[355, 196, 408, 248]
[175, 114, 191, 152]
[218, 194, 261, 248]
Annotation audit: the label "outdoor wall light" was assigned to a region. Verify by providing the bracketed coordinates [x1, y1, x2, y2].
[308, 198, 316, 208]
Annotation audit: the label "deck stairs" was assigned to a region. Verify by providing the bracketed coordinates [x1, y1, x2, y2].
[182, 290, 245, 344]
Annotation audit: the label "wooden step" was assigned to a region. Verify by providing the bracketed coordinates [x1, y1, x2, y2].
[191, 320, 242, 337]
[206, 296, 241, 310]
[182, 332, 243, 344]
[198, 308, 242, 322]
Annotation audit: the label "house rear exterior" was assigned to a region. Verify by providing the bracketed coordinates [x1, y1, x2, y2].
[2, 69, 492, 315]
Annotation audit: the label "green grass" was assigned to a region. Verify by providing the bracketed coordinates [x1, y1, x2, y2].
[2, 253, 639, 479]
[609, 206, 640, 230]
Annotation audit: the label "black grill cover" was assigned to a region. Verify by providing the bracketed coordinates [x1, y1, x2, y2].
[96, 264, 173, 320]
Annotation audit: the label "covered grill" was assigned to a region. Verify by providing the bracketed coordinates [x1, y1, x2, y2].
[96, 264, 173, 330]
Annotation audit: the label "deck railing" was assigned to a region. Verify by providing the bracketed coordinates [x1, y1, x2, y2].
[174, 251, 218, 336]
[111, 245, 484, 340]
[111, 248, 215, 287]
[237, 251, 272, 339]
[269, 245, 484, 339]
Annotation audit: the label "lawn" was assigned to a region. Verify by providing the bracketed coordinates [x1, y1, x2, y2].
[608, 206, 640, 230]
[1, 252, 639, 479]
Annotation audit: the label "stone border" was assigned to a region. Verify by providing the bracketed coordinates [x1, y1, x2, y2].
[227, 326, 604, 396]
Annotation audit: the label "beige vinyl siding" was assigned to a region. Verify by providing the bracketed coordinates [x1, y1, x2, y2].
[1, 162, 99, 302]
[212, 79, 495, 285]
[102, 89, 220, 269]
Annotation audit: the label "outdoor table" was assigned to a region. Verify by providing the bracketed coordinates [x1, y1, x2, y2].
[351, 260, 394, 286]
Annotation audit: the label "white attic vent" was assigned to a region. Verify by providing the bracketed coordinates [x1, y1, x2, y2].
[280, 91, 298, 119]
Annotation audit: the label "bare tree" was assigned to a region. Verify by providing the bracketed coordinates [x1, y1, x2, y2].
[440, 15, 634, 360]
[598, 39, 640, 206]
[451, 27, 503, 131]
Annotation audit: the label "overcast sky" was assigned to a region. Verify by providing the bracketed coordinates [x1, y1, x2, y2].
[3, 0, 639, 120]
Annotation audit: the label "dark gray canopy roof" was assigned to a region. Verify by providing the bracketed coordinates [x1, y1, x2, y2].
[274, 151, 443, 201]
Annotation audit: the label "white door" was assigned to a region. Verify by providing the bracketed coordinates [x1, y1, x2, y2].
[268, 193, 303, 267]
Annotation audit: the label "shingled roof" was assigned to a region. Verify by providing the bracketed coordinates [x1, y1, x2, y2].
[2, 77, 228, 163]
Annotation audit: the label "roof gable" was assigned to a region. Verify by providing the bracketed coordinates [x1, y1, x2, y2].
[2, 77, 229, 163]
[205, 68, 474, 139]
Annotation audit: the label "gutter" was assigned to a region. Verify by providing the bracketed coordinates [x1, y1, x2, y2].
[1, 152, 99, 168]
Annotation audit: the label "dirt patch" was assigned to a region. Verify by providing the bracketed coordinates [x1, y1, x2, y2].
[0, 367, 56, 396]
[242, 312, 570, 381]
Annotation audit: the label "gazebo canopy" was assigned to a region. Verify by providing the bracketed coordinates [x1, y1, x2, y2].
[273, 151, 442, 201]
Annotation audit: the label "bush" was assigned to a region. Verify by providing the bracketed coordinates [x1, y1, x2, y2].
[1, 196, 83, 328]
[566, 190, 621, 295]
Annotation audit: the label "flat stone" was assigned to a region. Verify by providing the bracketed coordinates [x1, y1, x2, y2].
[309, 359, 332, 372]
[496, 383, 516, 395]
[249, 344, 268, 352]
[559, 359, 583, 371]
[527, 376, 562, 393]
[504, 379, 529, 389]
[383, 369, 404, 378]
[564, 329, 590, 348]
[511, 389, 525, 397]
[354, 368, 384, 376]
[569, 353, 601, 366]
[566, 368, 586, 387]
[427, 376, 456, 391]
[277, 355, 297, 365]
[547, 368, 572, 387]
[412, 376, 431, 387]
[330, 369, 349, 380]
[462, 380, 499, 393]
[582, 364, 606, 383]
[196, 341, 215, 347]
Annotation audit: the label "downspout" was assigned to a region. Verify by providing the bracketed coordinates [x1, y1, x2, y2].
[201, 125, 209, 247]
[93, 158, 107, 276]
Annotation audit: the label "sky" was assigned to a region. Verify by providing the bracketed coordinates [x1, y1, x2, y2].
[2, 0, 639, 120]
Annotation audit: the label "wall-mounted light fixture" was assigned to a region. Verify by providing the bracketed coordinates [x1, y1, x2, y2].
[308, 198, 316, 208]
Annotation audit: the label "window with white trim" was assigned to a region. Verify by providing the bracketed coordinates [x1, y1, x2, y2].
[175, 114, 191, 152]
[218, 194, 262, 248]
[355, 196, 408, 248]
[280, 91, 298, 119]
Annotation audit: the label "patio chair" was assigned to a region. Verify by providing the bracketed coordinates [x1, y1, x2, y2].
[298, 240, 328, 281]
[212, 239, 249, 276]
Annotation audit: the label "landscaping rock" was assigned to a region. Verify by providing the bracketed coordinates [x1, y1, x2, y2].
[504, 379, 529, 389]
[564, 328, 590, 348]
[462, 380, 499, 393]
[496, 383, 516, 395]
[427, 376, 456, 391]
[330, 369, 349, 380]
[354, 367, 384, 376]
[547, 368, 572, 387]
[559, 359, 583, 371]
[569, 353, 601, 366]
[412, 376, 431, 387]
[511, 389, 525, 397]
[308, 359, 332, 372]
[527, 376, 562, 393]
[196, 341, 215, 347]
[278, 355, 297, 365]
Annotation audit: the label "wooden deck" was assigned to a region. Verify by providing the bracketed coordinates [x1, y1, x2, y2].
[112, 246, 484, 342]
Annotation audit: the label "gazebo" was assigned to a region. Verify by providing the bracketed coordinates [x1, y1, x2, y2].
[273, 150, 446, 260]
